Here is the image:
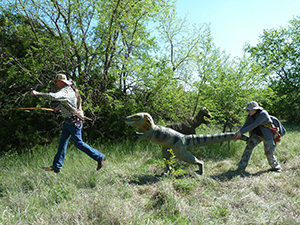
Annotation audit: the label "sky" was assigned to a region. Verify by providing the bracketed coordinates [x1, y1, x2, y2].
[175, 0, 300, 58]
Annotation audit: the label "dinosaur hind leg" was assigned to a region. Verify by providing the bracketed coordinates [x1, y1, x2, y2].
[173, 147, 204, 175]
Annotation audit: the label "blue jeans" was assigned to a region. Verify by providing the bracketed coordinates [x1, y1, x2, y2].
[52, 119, 105, 171]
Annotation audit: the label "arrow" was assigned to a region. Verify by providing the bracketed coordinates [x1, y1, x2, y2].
[12, 107, 92, 121]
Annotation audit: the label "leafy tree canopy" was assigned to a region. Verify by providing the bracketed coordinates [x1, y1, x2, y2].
[245, 16, 300, 122]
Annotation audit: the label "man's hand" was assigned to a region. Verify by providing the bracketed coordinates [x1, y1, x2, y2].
[54, 108, 60, 113]
[234, 132, 242, 141]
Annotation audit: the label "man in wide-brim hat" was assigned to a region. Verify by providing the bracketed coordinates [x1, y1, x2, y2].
[234, 101, 281, 172]
[53, 73, 72, 85]
[31, 73, 106, 173]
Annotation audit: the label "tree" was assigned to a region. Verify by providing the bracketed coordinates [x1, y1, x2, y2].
[245, 16, 300, 122]
[0, 0, 172, 150]
[1, 0, 271, 153]
[0, 10, 67, 152]
[193, 40, 264, 132]
[152, 4, 213, 119]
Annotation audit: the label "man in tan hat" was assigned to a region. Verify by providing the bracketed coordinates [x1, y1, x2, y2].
[31, 74, 106, 173]
[234, 101, 281, 172]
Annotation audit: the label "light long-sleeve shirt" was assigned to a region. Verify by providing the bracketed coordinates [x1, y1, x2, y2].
[40, 86, 77, 118]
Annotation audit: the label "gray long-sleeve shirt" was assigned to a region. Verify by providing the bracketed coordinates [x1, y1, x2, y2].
[239, 110, 274, 140]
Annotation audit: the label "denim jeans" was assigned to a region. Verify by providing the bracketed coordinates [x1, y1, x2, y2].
[52, 119, 105, 171]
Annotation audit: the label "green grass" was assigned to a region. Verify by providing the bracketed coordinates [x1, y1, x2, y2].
[0, 125, 300, 224]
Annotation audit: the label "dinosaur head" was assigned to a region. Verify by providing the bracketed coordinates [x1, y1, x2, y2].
[194, 107, 212, 125]
[125, 113, 154, 131]
[201, 107, 212, 119]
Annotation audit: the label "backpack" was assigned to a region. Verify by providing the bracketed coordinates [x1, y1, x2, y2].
[266, 115, 286, 145]
[270, 115, 286, 137]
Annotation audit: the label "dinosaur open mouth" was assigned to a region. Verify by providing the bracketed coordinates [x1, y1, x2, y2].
[125, 119, 135, 125]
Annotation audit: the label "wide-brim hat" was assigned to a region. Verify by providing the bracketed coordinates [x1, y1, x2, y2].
[53, 73, 72, 85]
[244, 101, 263, 111]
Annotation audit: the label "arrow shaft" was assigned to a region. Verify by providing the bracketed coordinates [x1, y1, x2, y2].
[12, 107, 92, 121]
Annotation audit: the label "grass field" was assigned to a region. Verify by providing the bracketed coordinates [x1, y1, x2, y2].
[0, 125, 299, 224]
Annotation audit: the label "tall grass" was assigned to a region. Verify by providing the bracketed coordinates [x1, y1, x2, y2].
[0, 125, 299, 224]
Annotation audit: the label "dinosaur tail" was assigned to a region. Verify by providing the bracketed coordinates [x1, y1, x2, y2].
[186, 132, 249, 149]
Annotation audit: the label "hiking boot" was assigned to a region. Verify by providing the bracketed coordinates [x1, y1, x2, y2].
[97, 157, 106, 170]
[42, 166, 60, 173]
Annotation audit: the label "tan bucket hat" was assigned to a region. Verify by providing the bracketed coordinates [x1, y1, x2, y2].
[244, 101, 263, 111]
[53, 74, 72, 85]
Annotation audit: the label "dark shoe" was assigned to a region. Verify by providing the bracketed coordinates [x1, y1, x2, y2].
[42, 166, 60, 173]
[97, 157, 106, 170]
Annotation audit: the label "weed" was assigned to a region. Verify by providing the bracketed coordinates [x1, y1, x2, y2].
[0, 127, 300, 224]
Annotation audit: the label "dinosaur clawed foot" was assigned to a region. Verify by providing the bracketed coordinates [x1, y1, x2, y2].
[196, 163, 204, 175]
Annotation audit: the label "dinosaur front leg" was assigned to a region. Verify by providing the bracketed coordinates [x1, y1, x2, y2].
[134, 132, 147, 141]
[172, 146, 204, 175]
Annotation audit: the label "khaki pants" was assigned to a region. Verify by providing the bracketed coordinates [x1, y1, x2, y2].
[238, 133, 281, 170]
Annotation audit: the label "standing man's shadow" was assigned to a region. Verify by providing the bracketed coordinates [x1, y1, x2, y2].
[210, 169, 273, 182]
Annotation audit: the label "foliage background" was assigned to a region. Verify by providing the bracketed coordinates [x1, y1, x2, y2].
[1, 0, 299, 152]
